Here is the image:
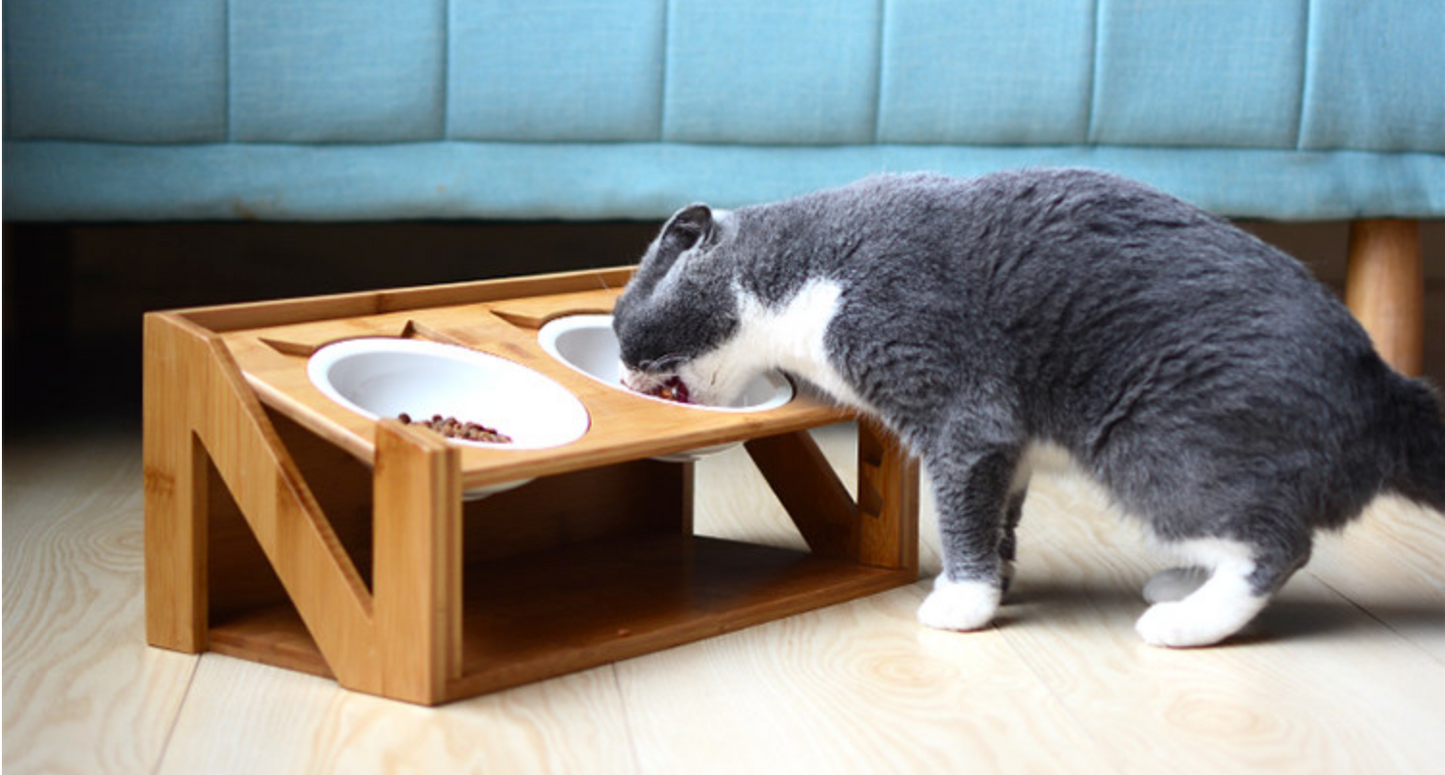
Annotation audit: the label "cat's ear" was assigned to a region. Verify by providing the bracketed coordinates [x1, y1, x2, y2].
[627, 203, 717, 300]
[659, 204, 714, 256]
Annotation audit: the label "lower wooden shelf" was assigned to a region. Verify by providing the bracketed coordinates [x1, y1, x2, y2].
[210, 534, 914, 701]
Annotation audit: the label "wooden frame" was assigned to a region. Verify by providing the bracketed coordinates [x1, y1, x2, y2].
[144, 267, 919, 705]
[1345, 219, 1424, 377]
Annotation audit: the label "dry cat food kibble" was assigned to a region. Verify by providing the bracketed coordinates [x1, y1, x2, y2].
[398, 413, 513, 443]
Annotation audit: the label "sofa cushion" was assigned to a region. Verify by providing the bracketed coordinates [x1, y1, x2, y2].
[448, 0, 665, 142]
[878, 0, 1093, 145]
[1301, 1, 1445, 152]
[230, 0, 446, 143]
[4, 0, 1443, 221]
[662, 1, 883, 144]
[1090, 0, 1306, 148]
[7, 141, 1441, 221]
[3, 0, 227, 142]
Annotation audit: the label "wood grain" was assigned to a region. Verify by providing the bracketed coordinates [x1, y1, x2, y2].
[3, 427, 197, 775]
[614, 588, 1114, 775]
[173, 266, 636, 334]
[143, 275, 915, 705]
[218, 291, 853, 491]
[144, 312, 380, 693]
[991, 473, 1445, 775]
[487, 287, 625, 328]
[1345, 218, 1424, 376]
[153, 656, 639, 775]
[373, 419, 464, 703]
[9, 389, 1445, 775]
[1304, 496, 1445, 660]
[745, 429, 860, 559]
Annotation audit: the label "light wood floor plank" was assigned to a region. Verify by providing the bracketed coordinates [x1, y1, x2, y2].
[614, 586, 1114, 775]
[155, 655, 638, 775]
[995, 473, 1445, 775]
[656, 430, 1113, 774]
[4, 420, 1442, 774]
[1305, 497, 1445, 661]
[3, 426, 197, 775]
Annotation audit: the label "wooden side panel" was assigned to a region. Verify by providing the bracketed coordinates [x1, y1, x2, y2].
[206, 453, 289, 621]
[195, 336, 379, 692]
[374, 420, 463, 705]
[144, 312, 380, 690]
[856, 419, 920, 573]
[265, 408, 376, 588]
[143, 313, 209, 652]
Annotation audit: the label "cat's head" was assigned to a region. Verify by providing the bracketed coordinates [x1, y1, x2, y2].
[613, 203, 746, 406]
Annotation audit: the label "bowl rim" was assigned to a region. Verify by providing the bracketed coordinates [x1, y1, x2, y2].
[306, 336, 590, 449]
[536, 314, 794, 413]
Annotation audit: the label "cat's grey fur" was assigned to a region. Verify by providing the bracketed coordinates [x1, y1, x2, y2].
[612, 168, 1445, 647]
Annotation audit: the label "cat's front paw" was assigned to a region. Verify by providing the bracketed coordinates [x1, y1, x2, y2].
[918, 576, 1001, 632]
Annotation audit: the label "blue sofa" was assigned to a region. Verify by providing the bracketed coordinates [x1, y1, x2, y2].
[4, 1, 1442, 367]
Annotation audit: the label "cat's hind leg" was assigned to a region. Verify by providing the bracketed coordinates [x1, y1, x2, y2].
[918, 441, 1022, 632]
[1142, 566, 1208, 603]
[998, 487, 1027, 594]
[1135, 536, 1306, 647]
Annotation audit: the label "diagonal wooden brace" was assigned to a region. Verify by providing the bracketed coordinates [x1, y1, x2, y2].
[744, 420, 918, 572]
[144, 312, 379, 692]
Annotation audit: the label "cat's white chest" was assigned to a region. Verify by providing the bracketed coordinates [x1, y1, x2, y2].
[730, 278, 871, 411]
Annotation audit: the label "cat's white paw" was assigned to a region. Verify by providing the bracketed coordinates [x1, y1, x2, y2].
[1135, 588, 1268, 648]
[1137, 539, 1272, 647]
[1142, 566, 1208, 604]
[918, 577, 1001, 632]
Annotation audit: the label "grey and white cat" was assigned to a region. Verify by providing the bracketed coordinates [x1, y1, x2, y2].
[612, 169, 1445, 648]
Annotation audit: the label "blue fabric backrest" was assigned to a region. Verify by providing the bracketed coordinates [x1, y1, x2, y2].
[5, 1, 1443, 220]
[10, 0, 1443, 151]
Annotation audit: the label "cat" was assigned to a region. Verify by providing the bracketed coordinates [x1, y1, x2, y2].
[611, 168, 1445, 648]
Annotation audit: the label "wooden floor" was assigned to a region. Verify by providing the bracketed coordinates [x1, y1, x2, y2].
[4, 415, 1442, 775]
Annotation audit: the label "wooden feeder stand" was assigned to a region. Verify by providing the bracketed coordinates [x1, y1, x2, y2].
[144, 267, 920, 705]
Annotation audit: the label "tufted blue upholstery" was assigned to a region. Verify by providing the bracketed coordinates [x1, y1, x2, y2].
[4, 0, 228, 143]
[5, 0, 1443, 220]
[664, 1, 883, 144]
[1090, 0, 1306, 148]
[449, 1, 665, 142]
[229, 1, 447, 143]
[878, 1, 1095, 146]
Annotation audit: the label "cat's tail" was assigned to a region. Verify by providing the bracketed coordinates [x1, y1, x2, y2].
[1383, 373, 1445, 515]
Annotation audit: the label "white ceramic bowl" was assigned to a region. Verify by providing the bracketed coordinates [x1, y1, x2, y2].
[309, 337, 590, 449]
[536, 314, 793, 462]
[308, 338, 591, 498]
[536, 314, 793, 412]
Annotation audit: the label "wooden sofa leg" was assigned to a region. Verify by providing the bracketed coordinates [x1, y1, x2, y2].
[1344, 219, 1424, 376]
